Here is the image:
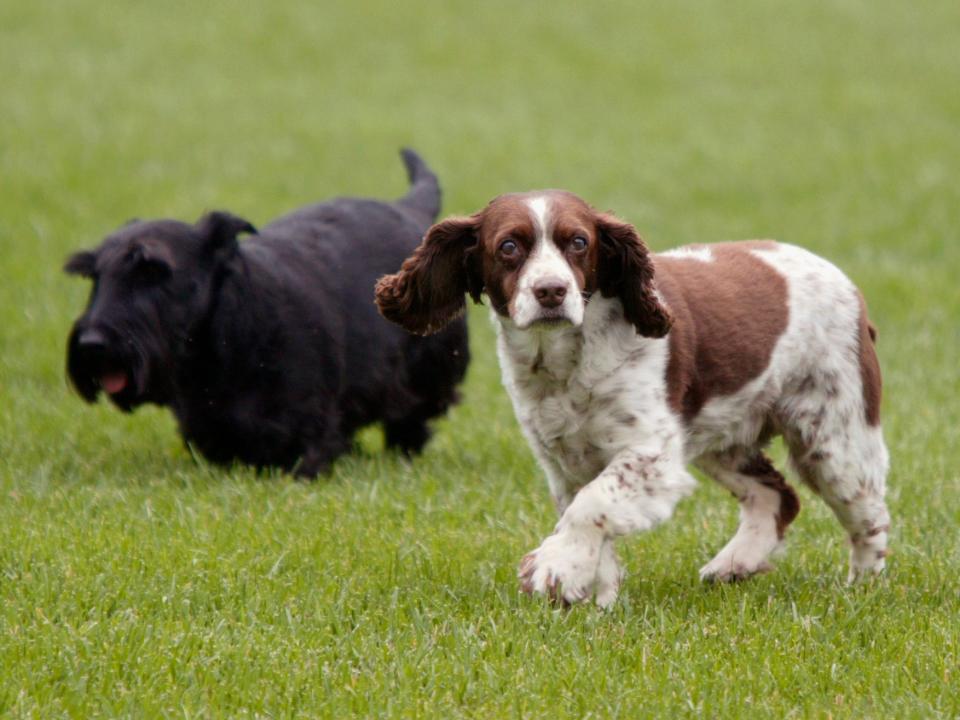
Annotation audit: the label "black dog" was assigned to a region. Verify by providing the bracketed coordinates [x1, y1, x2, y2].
[65, 150, 469, 477]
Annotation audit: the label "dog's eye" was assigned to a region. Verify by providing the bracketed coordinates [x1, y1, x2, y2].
[499, 239, 519, 257]
[125, 247, 172, 284]
[570, 236, 588, 253]
[131, 255, 172, 284]
[138, 260, 171, 284]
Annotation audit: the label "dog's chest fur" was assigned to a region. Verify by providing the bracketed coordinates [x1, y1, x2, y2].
[496, 297, 677, 485]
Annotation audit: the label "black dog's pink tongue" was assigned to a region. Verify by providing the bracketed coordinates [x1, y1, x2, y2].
[100, 372, 128, 394]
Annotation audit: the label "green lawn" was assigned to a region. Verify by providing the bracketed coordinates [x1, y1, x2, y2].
[2, 0, 959, 716]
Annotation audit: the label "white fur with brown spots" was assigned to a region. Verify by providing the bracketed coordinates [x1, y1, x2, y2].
[500, 207, 888, 606]
[375, 191, 890, 607]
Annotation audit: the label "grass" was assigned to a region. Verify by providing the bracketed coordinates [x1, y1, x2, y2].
[2, 0, 959, 716]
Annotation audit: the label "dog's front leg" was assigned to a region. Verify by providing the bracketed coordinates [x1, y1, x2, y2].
[528, 446, 578, 515]
[519, 446, 696, 607]
[294, 420, 352, 479]
[294, 449, 331, 479]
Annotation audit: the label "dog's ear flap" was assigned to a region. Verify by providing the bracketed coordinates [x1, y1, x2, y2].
[596, 212, 672, 338]
[375, 214, 483, 335]
[196, 211, 257, 262]
[64, 250, 98, 278]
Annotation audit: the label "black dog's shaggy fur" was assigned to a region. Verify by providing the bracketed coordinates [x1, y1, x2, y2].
[64, 150, 469, 477]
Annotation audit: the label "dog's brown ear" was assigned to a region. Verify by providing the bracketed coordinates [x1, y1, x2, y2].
[64, 250, 98, 277]
[375, 214, 483, 335]
[596, 212, 672, 338]
[196, 211, 257, 263]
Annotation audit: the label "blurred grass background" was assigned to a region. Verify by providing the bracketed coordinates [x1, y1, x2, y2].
[1, 0, 959, 717]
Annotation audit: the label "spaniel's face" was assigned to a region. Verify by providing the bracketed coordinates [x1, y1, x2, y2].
[473, 191, 600, 329]
[375, 190, 671, 339]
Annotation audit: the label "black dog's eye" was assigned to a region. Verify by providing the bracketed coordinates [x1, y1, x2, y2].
[137, 259, 171, 284]
[128, 251, 171, 284]
[499, 239, 519, 257]
[570, 236, 588, 253]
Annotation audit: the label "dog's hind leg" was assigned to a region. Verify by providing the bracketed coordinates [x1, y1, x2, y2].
[695, 449, 800, 582]
[787, 419, 890, 582]
[781, 290, 890, 581]
[387, 322, 468, 457]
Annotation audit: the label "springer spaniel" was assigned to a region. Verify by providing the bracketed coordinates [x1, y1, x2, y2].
[376, 190, 889, 607]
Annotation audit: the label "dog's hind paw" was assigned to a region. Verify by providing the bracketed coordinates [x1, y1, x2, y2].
[699, 550, 774, 583]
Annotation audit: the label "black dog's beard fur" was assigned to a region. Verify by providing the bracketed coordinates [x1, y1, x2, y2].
[67, 329, 145, 412]
[64, 150, 469, 477]
[67, 324, 172, 412]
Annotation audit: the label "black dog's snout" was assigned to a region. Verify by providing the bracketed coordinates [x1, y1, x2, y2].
[76, 327, 108, 349]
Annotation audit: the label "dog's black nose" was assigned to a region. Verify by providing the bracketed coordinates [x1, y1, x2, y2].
[533, 279, 568, 309]
[77, 328, 107, 349]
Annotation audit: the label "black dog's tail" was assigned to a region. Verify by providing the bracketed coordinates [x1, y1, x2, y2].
[397, 148, 441, 225]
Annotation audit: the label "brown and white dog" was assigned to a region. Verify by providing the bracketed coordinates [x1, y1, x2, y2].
[375, 190, 890, 607]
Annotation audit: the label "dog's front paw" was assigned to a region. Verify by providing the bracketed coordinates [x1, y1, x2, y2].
[593, 540, 625, 608]
[518, 530, 620, 607]
[847, 545, 887, 584]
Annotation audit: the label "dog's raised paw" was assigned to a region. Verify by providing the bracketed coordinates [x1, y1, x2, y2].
[518, 530, 613, 606]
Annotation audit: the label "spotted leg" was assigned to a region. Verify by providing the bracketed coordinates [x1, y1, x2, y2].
[696, 449, 800, 582]
[519, 445, 696, 607]
[788, 424, 890, 582]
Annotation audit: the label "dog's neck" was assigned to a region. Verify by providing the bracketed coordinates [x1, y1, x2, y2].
[176, 256, 270, 378]
[494, 295, 650, 392]
[495, 316, 582, 385]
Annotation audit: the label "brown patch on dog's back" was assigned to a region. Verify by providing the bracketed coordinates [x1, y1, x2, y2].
[656, 242, 788, 421]
[856, 290, 882, 426]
